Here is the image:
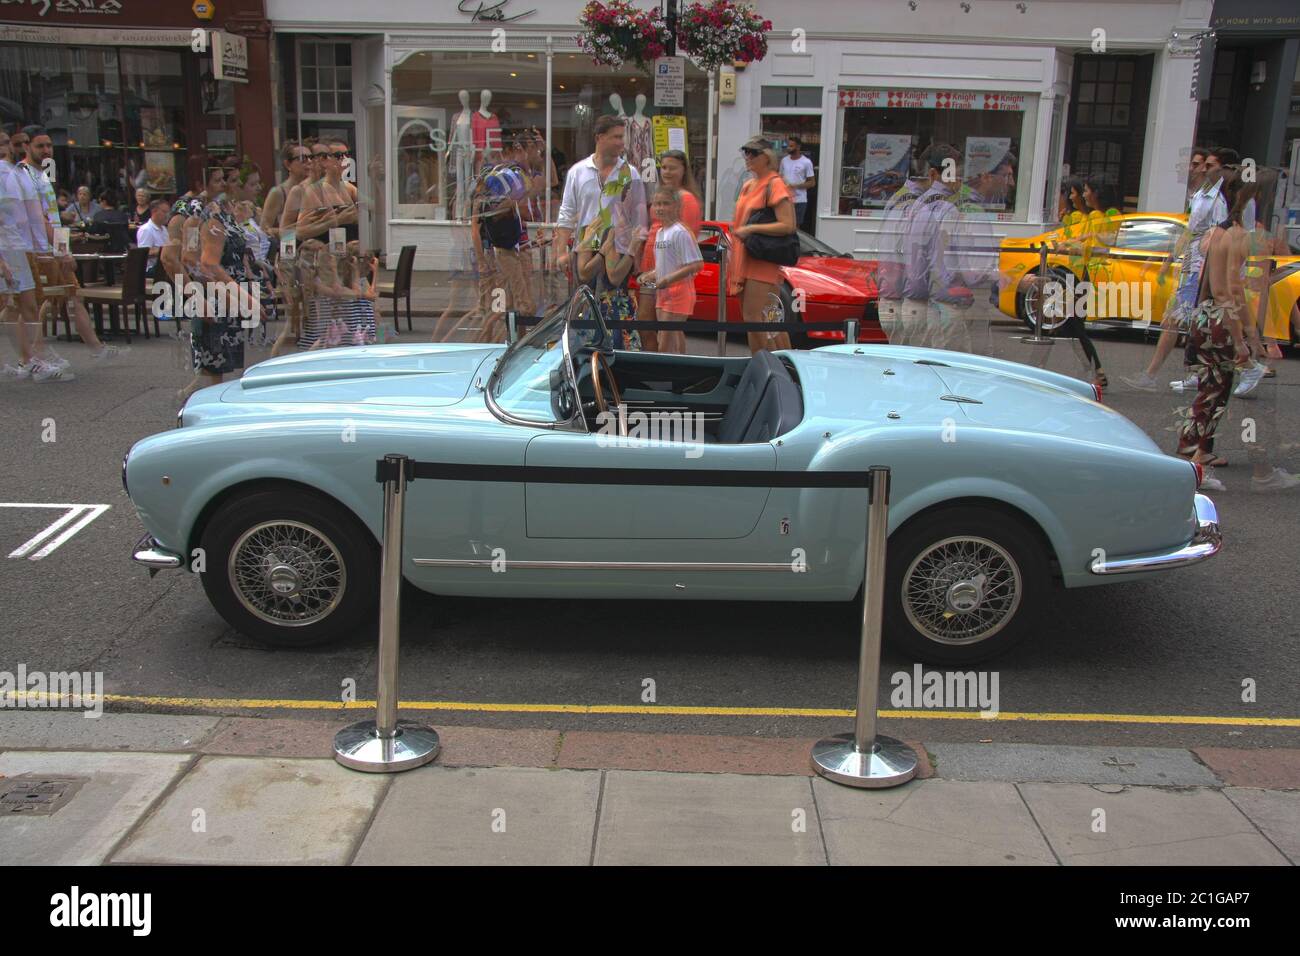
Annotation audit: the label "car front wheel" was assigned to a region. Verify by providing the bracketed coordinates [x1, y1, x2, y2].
[883, 507, 1048, 664]
[199, 489, 379, 647]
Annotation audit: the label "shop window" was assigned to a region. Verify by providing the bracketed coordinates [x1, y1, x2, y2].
[390, 49, 707, 223]
[300, 41, 353, 116]
[760, 86, 822, 109]
[835, 88, 1025, 216]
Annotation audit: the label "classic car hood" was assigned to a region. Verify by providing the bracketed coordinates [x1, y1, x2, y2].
[779, 263, 868, 302]
[794, 256, 879, 296]
[220, 344, 502, 407]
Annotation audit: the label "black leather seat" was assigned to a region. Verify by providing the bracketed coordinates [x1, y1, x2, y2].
[715, 350, 782, 444]
[741, 365, 803, 443]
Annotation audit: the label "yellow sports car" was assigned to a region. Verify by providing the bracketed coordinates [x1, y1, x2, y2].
[996, 212, 1300, 340]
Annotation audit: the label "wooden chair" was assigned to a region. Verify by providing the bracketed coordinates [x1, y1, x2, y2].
[80, 246, 152, 343]
[27, 253, 75, 342]
[377, 245, 416, 331]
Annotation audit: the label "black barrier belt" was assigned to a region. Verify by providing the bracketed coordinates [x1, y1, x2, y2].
[375, 459, 875, 492]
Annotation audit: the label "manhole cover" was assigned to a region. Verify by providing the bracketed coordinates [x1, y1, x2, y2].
[0, 775, 88, 815]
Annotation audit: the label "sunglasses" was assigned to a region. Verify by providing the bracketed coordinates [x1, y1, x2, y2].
[331, 150, 350, 158]
[741, 147, 762, 157]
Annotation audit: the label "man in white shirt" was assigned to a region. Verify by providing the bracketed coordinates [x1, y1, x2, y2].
[779, 136, 815, 231]
[554, 115, 641, 276]
[135, 198, 170, 273]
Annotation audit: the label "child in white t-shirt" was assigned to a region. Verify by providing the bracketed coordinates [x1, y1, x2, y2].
[639, 186, 702, 354]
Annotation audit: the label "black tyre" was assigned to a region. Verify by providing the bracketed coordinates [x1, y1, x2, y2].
[199, 488, 379, 647]
[883, 507, 1049, 664]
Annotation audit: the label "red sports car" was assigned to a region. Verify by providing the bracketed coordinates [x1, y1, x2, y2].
[634, 222, 884, 346]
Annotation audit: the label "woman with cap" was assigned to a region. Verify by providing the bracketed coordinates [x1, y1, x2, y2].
[729, 137, 796, 352]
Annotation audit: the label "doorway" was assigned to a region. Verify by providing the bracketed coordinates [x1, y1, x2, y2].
[760, 114, 822, 235]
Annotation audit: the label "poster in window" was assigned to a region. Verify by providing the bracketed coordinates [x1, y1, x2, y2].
[144, 151, 176, 193]
[964, 136, 1012, 209]
[140, 109, 171, 149]
[862, 133, 911, 204]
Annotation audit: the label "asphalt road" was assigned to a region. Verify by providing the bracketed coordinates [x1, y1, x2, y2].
[2, 312, 1298, 749]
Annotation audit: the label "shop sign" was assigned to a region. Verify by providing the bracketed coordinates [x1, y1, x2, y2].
[455, 0, 535, 22]
[0, 22, 192, 44]
[192, 0, 215, 19]
[654, 56, 684, 108]
[213, 29, 248, 83]
[652, 115, 688, 159]
[0, 0, 123, 16]
[838, 88, 1028, 112]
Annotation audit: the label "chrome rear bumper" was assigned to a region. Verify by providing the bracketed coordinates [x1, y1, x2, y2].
[132, 534, 183, 574]
[1090, 494, 1221, 575]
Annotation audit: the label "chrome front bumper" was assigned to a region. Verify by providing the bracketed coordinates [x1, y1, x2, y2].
[132, 534, 183, 574]
[1090, 494, 1222, 575]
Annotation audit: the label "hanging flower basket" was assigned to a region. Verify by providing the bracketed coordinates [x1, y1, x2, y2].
[577, 1, 673, 72]
[678, 0, 772, 74]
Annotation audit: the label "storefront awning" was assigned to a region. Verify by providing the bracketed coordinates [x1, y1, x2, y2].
[0, 23, 195, 46]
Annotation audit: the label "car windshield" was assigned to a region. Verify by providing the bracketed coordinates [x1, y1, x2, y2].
[487, 290, 607, 426]
[797, 229, 848, 258]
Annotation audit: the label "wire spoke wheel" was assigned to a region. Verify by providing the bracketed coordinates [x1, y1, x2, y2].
[901, 535, 1022, 646]
[228, 520, 347, 627]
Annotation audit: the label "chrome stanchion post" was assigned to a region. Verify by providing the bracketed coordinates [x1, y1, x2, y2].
[844, 318, 859, 346]
[811, 466, 918, 788]
[333, 454, 440, 773]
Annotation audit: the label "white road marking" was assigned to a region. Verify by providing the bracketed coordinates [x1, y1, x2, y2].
[2, 503, 112, 560]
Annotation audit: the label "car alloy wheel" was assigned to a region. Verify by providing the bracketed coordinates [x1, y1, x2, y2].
[900, 535, 1023, 646]
[228, 520, 347, 627]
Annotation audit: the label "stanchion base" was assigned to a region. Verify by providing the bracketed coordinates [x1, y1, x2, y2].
[811, 734, 918, 789]
[333, 720, 440, 773]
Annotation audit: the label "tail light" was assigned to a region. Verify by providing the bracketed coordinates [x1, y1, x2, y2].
[1090, 383, 1103, 403]
[1190, 460, 1204, 489]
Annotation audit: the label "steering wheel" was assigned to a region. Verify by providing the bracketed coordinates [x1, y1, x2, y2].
[590, 350, 622, 415]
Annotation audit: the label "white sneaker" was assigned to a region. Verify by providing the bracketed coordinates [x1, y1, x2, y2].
[1200, 466, 1225, 491]
[1251, 468, 1300, 492]
[91, 345, 126, 361]
[1170, 373, 1199, 391]
[1122, 371, 1159, 392]
[3, 361, 35, 380]
[1233, 363, 1265, 398]
[37, 351, 69, 368]
[31, 359, 75, 383]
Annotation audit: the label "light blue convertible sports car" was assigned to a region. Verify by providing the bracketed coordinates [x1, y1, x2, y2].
[125, 290, 1220, 663]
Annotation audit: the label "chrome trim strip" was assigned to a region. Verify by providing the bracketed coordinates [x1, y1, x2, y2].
[412, 558, 797, 572]
[1090, 494, 1222, 575]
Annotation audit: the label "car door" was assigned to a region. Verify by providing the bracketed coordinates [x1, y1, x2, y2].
[1092, 218, 1181, 324]
[524, 432, 775, 539]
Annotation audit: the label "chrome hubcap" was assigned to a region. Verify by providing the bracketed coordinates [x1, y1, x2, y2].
[902, 536, 1021, 646]
[229, 521, 346, 627]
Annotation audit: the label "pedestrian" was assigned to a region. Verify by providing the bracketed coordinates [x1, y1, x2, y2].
[554, 115, 641, 288]
[265, 142, 312, 357]
[87, 188, 130, 254]
[63, 184, 99, 225]
[1052, 175, 1111, 389]
[1173, 169, 1254, 491]
[135, 198, 171, 276]
[780, 135, 816, 231]
[729, 136, 797, 353]
[640, 186, 703, 355]
[129, 187, 152, 230]
[638, 149, 700, 352]
[900, 144, 962, 351]
[1124, 147, 1233, 393]
[0, 128, 70, 382]
[875, 158, 928, 342]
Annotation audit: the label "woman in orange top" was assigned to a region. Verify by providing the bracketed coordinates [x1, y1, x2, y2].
[638, 149, 701, 351]
[729, 137, 797, 352]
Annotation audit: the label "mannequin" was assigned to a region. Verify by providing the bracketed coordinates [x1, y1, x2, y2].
[473, 89, 501, 161]
[627, 93, 652, 173]
[608, 92, 627, 118]
[450, 89, 474, 218]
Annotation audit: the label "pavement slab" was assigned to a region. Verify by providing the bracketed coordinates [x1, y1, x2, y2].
[0, 711, 222, 753]
[1017, 783, 1291, 866]
[112, 755, 386, 865]
[354, 766, 599, 866]
[593, 770, 824, 865]
[1222, 788, 1300, 864]
[1194, 747, 1300, 789]
[814, 777, 1057, 865]
[0, 750, 191, 865]
[927, 742, 1221, 786]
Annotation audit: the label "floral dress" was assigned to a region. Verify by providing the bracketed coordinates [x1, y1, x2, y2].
[188, 203, 249, 375]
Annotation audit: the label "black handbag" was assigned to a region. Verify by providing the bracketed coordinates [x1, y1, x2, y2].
[742, 178, 799, 266]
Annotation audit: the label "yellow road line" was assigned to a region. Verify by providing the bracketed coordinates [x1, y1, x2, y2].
[6, 692, 1299, 727]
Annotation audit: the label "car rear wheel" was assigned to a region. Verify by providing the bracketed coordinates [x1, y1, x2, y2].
[199, 489, 379, 647]
[883, 507, 1048, 664]
[1016, 267, 1073, 334]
